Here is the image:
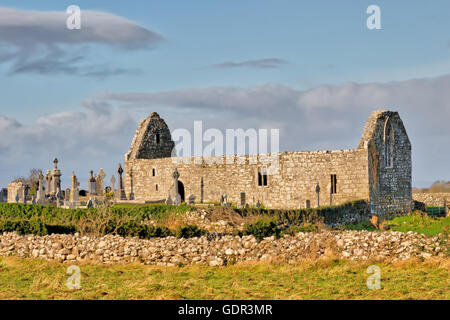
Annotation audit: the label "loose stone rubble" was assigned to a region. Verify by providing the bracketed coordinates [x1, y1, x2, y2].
[0, 230, 447, 266]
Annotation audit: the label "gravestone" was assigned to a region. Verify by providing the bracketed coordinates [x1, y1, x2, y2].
[36, 170, 45, 204]
[51, 158, 62, 197]
[187, 187, 195, 205]
[88, 170, 96, 195]
[172, 168, 181, 205]
[128, 168, 135, 200]
[116, 163, 127, 200]
[70, 172, 80, 204]
[55, 187, 63, 207]
[45, 170, 52, 196]
[96, 168, 106, 196]
[315, 181, 321, 208]
[0, 188, 7, 202]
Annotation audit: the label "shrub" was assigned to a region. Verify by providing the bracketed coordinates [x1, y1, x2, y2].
[176, 225, 207, 238]
[243, 217, 280, 241]
[0, 219, 48, 236]
[283, 223, 318, 235]
[115, 222, 174, 239]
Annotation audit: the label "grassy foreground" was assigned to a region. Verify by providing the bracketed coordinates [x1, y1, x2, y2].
[0, 257, 448, 300]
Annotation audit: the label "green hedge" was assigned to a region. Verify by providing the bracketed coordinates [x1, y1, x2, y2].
[235, 200, 370, 225]
[0, 203, 205, 239]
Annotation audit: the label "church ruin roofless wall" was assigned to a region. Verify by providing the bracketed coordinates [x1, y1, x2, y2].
[124, 110, 412, 215]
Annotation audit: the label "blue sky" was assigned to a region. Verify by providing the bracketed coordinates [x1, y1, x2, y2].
[0, 0, 449, 188]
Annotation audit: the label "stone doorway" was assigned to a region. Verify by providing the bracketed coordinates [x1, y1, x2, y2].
[177, 181, 185, 202]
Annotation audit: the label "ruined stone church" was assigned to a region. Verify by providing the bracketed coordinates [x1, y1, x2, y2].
[123, 110, 412, 215]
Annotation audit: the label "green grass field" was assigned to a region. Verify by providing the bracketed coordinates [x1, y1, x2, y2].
[0, 257, 448, 300]
[344, 213, 450, 236]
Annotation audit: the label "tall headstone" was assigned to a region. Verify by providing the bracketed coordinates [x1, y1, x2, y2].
[51, 158, 62, 197]
[96, 168, 106, 196]
[23, 185, 29, 204]
[0, 188, 7, 202]
[36, 170, 45, 204]
[70, 172, 80, 203]
[187, 187, 195, 205]
[116, 163, 127, 200]
[45, 170, 52, 196]
[165, 190, 173, 205]
[55, 187, 63, 207]
[88, 170, 96, 196]
[128, 168, 135, 200]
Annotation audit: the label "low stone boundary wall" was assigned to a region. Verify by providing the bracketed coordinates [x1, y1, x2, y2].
[0, 231, 445, 266]
[413, 193, 450, 207]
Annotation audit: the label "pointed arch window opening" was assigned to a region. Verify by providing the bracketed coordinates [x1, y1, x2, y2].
[385, 122, 394, 168]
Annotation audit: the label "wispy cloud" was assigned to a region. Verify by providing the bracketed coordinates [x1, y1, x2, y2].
[209, 58, 288, 69]
[0, 7, 163, 77]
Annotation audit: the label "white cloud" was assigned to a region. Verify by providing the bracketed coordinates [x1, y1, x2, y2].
[0, 7, 163, 76]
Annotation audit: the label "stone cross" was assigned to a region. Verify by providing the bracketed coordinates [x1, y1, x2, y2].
[51, 158, 62, 196]
[116, 163, 126, 200]
[172, 168, 181, 205]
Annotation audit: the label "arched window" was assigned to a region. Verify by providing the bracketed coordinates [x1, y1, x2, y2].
[385, 122, 394, 167]
[156, 133, 160, 144]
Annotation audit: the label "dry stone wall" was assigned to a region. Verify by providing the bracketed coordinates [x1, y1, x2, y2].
[413, 193, 450, 207]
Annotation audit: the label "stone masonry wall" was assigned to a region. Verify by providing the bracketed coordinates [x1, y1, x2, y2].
[124, 148, 370, 210]
[361, 111, 412, 216]
[413, 193, 450, 207]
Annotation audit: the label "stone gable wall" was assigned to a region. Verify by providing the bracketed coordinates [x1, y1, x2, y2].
[363, 111, 412, 216]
